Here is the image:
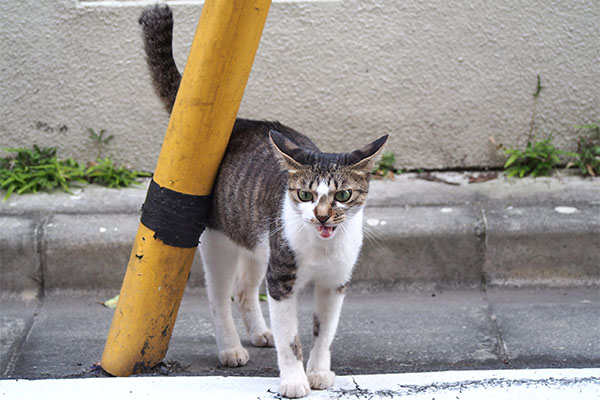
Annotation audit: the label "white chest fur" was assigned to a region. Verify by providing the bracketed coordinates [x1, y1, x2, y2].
[281, 195, 364, 289]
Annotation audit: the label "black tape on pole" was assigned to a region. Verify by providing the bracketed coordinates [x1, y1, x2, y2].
[140, 179, 211, 248]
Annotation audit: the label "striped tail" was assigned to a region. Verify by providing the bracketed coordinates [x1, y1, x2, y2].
[139, 4, 181, 113]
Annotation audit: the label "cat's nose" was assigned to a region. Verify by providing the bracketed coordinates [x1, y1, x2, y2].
[316, 214, 330, 223]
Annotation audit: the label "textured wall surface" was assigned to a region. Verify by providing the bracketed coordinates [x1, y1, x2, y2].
[1, 0, 598, 171]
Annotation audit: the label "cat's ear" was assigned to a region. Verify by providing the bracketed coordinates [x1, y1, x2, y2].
[348, 135, 389, 172]
[269, 130, 304, 172]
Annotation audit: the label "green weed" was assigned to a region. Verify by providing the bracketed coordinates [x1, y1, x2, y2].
[0, 146, 87, 199]
[501, 75, 568, 178]
[85, 157, 151, 188]
[503, 135, 569, 178]
[569, 122, 600, 177]
[373, 151, 403, 178]
[1, 145, 151, 200]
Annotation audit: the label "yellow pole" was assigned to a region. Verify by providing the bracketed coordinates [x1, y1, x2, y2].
[101, 0, 272, 377]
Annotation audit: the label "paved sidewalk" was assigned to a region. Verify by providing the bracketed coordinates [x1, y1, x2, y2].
[1, 172, 598, 398]
[2, 287, 599, 380]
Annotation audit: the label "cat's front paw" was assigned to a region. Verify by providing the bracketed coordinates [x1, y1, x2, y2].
[218, 346, 249, 367]
[250, 330, 275, 347]
[307, 370, 335, 390]
[279, 378, 311, 398]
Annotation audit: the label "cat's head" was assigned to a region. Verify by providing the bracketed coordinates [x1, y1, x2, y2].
[270, 130, 388, 240]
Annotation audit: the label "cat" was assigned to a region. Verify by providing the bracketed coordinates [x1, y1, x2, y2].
[139, 5, 387, 398]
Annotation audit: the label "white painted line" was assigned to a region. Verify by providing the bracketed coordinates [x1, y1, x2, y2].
[77, 0, 203, 8]
[1, 369, 598, 399]
[76, 0, 339, 8]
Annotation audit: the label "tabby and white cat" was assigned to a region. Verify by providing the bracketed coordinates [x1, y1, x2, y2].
[139, 5, 387, 398]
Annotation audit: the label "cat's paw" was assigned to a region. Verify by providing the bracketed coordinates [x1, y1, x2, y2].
[250, 330, 275, 347]
[279, 378, 311, 398]
[218, 346, 249, 367]
[307, 370, 335, 390]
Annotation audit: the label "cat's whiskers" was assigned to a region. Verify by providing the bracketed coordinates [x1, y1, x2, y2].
[268, 224, 285, 239]
[336, 221, 348, 236]
[284, 222, 308, 246]
[362, 225, 384, 249]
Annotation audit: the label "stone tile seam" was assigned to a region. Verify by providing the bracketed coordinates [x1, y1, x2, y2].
[478, 204, 490, 287]
[475, 203, 511, 366]
[1, 300, 43, 378]
[2, 214, 54, 377]
[481, 287, 510, 367]
[34, 216, 50, 298]
[477, 204, 511, 366]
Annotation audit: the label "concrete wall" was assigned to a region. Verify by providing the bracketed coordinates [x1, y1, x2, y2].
[1, 0, 598, 171]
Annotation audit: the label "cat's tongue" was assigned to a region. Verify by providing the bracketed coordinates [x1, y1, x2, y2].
[316, 224, 336, 238]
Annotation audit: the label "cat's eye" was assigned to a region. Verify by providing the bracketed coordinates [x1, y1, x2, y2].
[297, 189, 313, 202]
[335, 189, 352, 202]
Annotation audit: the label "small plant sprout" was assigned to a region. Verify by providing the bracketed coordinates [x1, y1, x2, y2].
[89, 128, 115, 159]
[533, 74, 544, 99]
[567, 122, 600, 177]
[503, 135, 568, 178]
[529, 74, 544, 141]
[500, 75, 568, 178]
[373, 151, 403, 179]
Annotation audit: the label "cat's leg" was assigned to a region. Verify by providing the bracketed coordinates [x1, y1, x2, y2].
[199, 229, 249, 367]
[306, 283, 346, 390]
[268, 292, 310, 398]
[234, 245, 274, 347]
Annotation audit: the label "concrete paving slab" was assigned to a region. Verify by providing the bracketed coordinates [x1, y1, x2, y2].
[368, 173, 600, 207]
[3, 287, 599, 382]
[5, 289, 490, 379]
[42, 214, 206, 290]
[487, 287, 600, 368]
[1, 369, 598, 400]
[0, 217, 41, 294]
[331, 289, 500, 374]
[2, 174, 597, 216]
[356, 206, 485, 287]
[16, 199, 598, 292]
[6, 291, 114, 379]
[8, 204, 491, 292]
[484, 205, 600, 286]
[3, 288, 499, 379]
[168, 289, 500, 377]
[471, 175, 600, 206]
[43, 214, 138, 291]
[0, 182, 148, 216]
[165, 288, 277, 377]
[0, 295, 38, 377]
[1, 174, 599, 292]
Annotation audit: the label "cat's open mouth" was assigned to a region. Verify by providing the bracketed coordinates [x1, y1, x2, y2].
[316, 224, 337, 239]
